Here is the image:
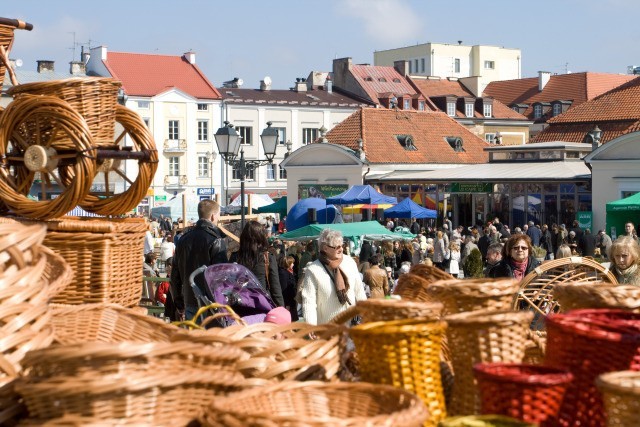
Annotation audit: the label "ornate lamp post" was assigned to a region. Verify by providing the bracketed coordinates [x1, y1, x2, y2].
[214, 121, 279, 228]
[205, 151, 217, 200]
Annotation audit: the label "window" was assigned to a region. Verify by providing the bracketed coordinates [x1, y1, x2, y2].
[236, 126, 252, 145]
[395, 134, 417, 151]
[465, 103, 474, 117]
[168, 120, 179, 140]
[485, 133, 496, 143]
[484, 60, 495, 69]
[552, 103, 562, 117]
[445, 136, 465, 152]
[168, 157, 180, 176]
[454, 58, 460, 73]
[266, 164, 275, 180]
[534, 104, 543, 119]
[137, 101, 150, 109]
[275, 127, 286, 145]
[197, 120, 209, 142]
[418, 101, 426, 111]
[232, 165, 254, 180]
[403, 99, 410, 110]
[279, 164, 287, 179]
[197, 155, 210, 177]
[302, 128, 318, 145]
[421, 58, 425, 73]
[414, 59, 418, 73]
[483, 104, 492, 117]
[409, 61, 412, 73]
[447, 102, 456, 116]
[197, 103, 208, 111]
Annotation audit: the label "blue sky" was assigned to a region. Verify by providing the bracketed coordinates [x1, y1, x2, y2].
[6, 0, 640, 89]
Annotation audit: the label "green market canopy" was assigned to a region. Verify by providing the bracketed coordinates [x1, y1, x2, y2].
[256, 196, 288, 217]
[278, 221, 414, 243]
[606, 192, 640, 236]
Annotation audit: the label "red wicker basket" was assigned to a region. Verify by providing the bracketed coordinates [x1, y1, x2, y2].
[544, 309, 640, 427]
[474, 363, 573, 426]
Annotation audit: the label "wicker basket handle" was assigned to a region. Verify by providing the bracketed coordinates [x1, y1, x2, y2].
[174, 302, 247, 329]
[0, 18, 33, 30]
[328, 305, 361, 324]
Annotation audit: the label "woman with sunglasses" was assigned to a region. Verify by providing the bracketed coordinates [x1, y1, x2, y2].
[486, 234, 540, 280]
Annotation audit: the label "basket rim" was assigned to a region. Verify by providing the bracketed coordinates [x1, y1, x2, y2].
[445, 309, 534, 325]
[350, 318, 446, 334]
[596, 370, 640, 394]
[7, 77, 121, 95]
[473, 362, 573, 385]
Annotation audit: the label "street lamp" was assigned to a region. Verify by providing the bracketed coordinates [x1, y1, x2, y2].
[214, 121, 279, 228]
[205, 151, 217, 200]
[587, 125, 602, 150]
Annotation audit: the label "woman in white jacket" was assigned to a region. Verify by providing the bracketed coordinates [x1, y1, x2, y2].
[301, 229, 367, 325]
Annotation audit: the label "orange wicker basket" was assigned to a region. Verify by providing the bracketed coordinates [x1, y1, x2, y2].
[199, 381, 430, 427]
[428, 277, 520, 315]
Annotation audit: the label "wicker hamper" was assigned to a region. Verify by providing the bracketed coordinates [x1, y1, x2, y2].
[199, 381, 430, 427]
[428, 278, 520, 315]
[596, 370, 640, 427]
[554, 283, 640, 312]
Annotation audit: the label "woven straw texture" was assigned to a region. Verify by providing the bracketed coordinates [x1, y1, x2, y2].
[8, 77, 121, 145]
[544, 309, 640, 427]
[16, 341, 248, 426]
[438, 415, 536, 427]
[393, 264, 453, 302]
[0, 24, 16, 87]
[350, 319, 447, 426]
[596, 370, 640, 427]
[41, 245, 73, 300]
[0, 95, 96, 219]
[515, 257, 617, 329]
[474, 363, 573, 426]
[200, 380, 430, 427]
[428, 278, 520, 315]
[50, 303, 178, 344]
[190, 321, 349, 382]
[4, 216, 147, 306]
[554, 283, 640, 312]
[445, 310, 533, 416]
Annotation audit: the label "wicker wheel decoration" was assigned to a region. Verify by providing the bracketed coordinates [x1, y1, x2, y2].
[58, 105, 158, 216]
[513, 256, 617, 330]
[0, 95, 96, 219]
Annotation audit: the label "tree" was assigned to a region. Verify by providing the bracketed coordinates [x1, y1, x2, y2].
[463, 248, 484, 278]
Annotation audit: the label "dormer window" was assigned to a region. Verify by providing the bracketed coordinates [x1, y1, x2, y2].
[379, 77, 387, 82]
[393, 78, 401, 83]
[483, 103, 492, 117]
[445, 136, 465, 152]
[552, 103, 562, 117]
[403, 99, 411, 110]
[465, 103, 474, 117]
[534, 104, 543, 119]
[365, 76, 373, 81]
[395, 134, 417, 151]
[447, 102, 456, 116]
[418, 100, 426, 111]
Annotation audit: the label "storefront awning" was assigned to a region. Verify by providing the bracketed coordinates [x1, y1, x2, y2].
[372, 161, 591, 182]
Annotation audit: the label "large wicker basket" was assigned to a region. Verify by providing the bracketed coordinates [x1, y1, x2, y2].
[445, 310, 534, 416]
[596, 370, 640, 427]
[350, 319, 447, 426]
[199, 381, 430, 427]
[428, 278, 520, 315]
[554, 283, 640, 312]
[438, 415, 535, 427]
[16, 341, 248, 425]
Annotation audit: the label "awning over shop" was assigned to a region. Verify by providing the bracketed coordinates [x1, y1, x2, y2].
[606, 192, 640, 236]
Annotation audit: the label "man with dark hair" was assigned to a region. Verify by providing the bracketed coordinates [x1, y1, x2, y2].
[483, 242, 503, 277]
[526, 221, 542, 247]
[410, 217, 421, 235]
[171, 199, 228, 320]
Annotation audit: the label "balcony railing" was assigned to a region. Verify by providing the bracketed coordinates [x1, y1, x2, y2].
[164, 175, 188, 188]
[164, 139, 187, 152]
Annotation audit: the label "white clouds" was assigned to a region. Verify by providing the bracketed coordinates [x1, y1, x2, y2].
[339, 0, 422, 45]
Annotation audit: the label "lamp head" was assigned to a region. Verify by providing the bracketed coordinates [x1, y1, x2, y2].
[260, 121, 279, 161]
[214, 121, 241, 161]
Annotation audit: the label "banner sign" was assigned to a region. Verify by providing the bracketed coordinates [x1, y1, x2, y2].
[577, 211, 592, 230]
[450, 182, 492, 193]
[197, 188, 215, 196]
[298, 184, 348, 200]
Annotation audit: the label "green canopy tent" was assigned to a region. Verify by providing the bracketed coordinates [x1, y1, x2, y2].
[278, 221, 415, 250]
[256, 196, 288, 217]
[606, 192, 640, 238]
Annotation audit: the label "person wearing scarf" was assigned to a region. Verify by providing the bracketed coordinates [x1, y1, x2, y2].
[609, 236, 640, 286]
[300, 229, 367, 325]
[487, 234, 540, 280]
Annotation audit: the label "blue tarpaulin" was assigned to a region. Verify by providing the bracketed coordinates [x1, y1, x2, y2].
[384, 197, 437, 219]
[326, 185, 397, 205]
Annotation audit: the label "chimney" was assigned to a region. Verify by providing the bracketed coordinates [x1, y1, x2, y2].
[294, 77, 307, 92]
[184, 51, 196, 64]
[80, 45, 90, 64]
[394, 60, 409, 76]
[260, 78, 272, 91]
[324, 75, 333, 94]
[37, 60, 55, 73]
[69, 61, 86, 75]
[538, 71, 551, 91]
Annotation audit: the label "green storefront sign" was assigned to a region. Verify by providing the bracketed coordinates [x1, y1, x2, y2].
[450, 182, 492, 193]
[298, 184, 348, 199]
[154, 195, 167, 202]
[577, 211, 592, 230]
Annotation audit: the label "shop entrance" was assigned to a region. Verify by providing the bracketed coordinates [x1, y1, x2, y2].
[453, 194, 488, 228]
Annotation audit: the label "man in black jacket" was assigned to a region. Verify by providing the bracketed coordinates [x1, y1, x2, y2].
[171, 199, 228, 320]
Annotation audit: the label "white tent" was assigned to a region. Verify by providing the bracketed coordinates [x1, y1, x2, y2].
[227, 193, 275, 211]
[150, 194, 201, 221]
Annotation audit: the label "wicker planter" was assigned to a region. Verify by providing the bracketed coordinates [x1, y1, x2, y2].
[199, 381, 430, 427]
[428, 278, 520, 315]
[596, 370, 640, 427]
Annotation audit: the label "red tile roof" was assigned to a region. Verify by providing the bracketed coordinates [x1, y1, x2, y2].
[484, 72, 635, 119]
[326, 108, 489, 164]
[350, 64, 418, 104]
[103, 51, 221, 99]
[410, 77, 527, 120]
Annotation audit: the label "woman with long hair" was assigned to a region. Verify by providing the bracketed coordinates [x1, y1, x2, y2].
[486, 234, 540, 280]
[237, 220, 284, 306]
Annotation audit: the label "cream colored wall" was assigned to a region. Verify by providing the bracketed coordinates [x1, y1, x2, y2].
[483, 125, 529, 145]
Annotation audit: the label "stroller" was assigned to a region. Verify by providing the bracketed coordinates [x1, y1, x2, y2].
[188, 263, 276, 327]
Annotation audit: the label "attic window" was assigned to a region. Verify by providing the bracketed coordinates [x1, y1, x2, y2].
[395, 134, 417, 151]
[393, 78, 401, 83]
[445, 136, 465, 152]
[365, 76, 373, 81]
[533, 104, 543, 119]
[379, 77, 387, 82]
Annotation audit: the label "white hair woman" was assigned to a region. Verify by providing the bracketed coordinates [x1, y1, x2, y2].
[608, 236, 640, 286]
[300, 229, 367, 324]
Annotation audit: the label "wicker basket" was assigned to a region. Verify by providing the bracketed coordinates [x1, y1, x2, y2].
[0, 22, 18, 88]
[199, 381, 430, 427]
[445, 310, 534, 416]
[350, 319, 447, 426]
[393, 264, 454, 302]
[554, 283, 640, 312]
[50, 303, 178, 344]
[8, 77, 121, 146]
[438, 415, 535, 427]
[474, 363, 573, 426]
[428, 278, 520, 315]
[596, 370, 640, 427]
[16, 341, 248, 425]
[41, 245, 73, 299]
[545, 309, 640, 427]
